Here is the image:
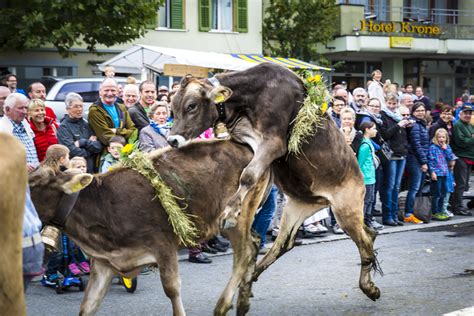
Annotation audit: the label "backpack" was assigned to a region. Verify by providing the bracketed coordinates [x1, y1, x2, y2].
[351, 130, 364, 155]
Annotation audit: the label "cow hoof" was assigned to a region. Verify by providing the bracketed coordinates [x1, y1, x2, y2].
[221, 218, 237, 230]
[363, 285, 381, 301]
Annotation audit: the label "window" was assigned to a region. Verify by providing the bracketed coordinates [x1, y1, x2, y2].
[199, 0, 247, 33]
[56, 82, 96, 102]
[158, 0, 185, 29]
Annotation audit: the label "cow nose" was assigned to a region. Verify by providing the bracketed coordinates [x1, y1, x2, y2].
[167, 136, 180, 148]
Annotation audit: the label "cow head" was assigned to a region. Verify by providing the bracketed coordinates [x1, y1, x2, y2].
[168, 76, 232, 148]
[29, 168, 93, 224]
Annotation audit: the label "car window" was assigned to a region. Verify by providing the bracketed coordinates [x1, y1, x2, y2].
[55, 82, 98, 102]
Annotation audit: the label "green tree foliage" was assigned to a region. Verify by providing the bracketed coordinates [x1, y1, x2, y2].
[263, 0, 337, 63]
[0, 0, 163, 57]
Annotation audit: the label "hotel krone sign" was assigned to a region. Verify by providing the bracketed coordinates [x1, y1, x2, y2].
[360, 20, 441, 36]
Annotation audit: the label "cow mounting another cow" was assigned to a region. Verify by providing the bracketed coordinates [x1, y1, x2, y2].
[168, 63, 381, 314]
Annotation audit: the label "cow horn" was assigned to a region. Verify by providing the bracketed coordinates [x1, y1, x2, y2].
[179, 74, 195, 89]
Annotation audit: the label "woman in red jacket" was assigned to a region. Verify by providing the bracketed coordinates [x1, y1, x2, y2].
[28, 99, 58, 161]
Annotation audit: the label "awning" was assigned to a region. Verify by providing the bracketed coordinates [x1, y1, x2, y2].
[98, 45, 331, 75]
[230, 54, 332, 71]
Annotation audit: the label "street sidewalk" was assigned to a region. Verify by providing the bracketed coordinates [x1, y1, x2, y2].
[179, 175, 474, 262]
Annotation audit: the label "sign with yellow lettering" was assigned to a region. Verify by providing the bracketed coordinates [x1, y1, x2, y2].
[164, 64, 209, 78]
[390, 37, 413, 48]
[360, 20, 441, 36]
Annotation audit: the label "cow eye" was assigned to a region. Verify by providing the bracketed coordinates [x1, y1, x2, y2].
[186, 103, 197, 112]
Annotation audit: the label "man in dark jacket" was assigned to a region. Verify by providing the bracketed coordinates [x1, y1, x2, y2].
[449, 104, 474, 216]
[128, 81, 157, 131]
[57, 92, 102, 172]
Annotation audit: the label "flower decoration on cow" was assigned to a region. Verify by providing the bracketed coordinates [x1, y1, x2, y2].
[288, 70, 332, 155]
[115, 143, 198, 246]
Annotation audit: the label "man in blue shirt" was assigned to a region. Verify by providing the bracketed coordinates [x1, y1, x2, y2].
[88, 78, 136, 148]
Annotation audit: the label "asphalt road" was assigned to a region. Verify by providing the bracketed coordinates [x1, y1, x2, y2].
[25, 220, 474, 316]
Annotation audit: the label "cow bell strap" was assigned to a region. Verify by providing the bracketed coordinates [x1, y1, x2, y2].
[207, 76, 229, 138]
[50, 192, 80, 229]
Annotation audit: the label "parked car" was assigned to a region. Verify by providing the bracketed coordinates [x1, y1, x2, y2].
[45, 77, 130, 121]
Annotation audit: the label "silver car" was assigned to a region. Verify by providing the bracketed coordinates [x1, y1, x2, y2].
[45, 77, 129, 121]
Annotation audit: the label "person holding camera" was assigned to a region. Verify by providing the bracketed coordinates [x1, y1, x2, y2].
[379, 93, 411, 226]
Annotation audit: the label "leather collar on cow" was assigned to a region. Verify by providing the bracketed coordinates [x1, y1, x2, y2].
[50, 192, 80, 230]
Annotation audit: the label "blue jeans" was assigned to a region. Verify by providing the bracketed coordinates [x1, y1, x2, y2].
[364, 184, 376, 224]
[252, 185, 277, 248]
[431, 176, 448, 214]
[405, 155, 425, 216]
[381, 158, 406, 222]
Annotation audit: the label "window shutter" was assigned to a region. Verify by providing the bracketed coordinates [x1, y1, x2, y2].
[234, 0, 248, 33]
[198, 0, 211, 32]
[170, 0, 184, 29]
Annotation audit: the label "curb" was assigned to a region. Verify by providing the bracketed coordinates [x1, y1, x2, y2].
[178, 216, 474, 262]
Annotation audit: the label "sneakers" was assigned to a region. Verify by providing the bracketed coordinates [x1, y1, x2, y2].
[140, 267, 152, 275]
[304, 223, 328, 234]
[452, 208, 473, 216]
[79, 261, 90, 274]
[367, 219, 384, 231]
[404, 214, 423, 224]
[41, 273, 60, 287]
[188, 253, 212, 264]
[432, 212, 450, 221]
[444, 210, 454, 218]
[332, 223, 344, 234]
[258, 246, 270, 255]
[68, 263, 82, 276]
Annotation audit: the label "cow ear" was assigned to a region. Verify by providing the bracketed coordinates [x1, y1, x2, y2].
[208, 86, 232, 104]
[61, 174, 93, 194]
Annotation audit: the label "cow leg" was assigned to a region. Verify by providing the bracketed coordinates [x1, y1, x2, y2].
[221, 139, 285, 229]
[157, 251, 185, 316]
[214, 227, 260, 316]
[79, 259, 115, 316]
[215, 170, 271, 316]
[331, 182, 381, 301]
[252, 197, 328, 281]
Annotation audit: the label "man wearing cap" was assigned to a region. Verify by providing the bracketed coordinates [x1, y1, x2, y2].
[450, 104, 474, 216]
[158, 85, 169, 96]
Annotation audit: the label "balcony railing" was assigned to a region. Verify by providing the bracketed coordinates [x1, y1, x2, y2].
[339, 1, 474, 25]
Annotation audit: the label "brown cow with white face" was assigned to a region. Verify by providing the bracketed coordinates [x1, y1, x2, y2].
[168, 63, 381, 315]
[29, 140, 271, 316]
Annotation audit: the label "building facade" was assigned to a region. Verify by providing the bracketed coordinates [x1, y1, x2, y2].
[321, 0, 474, 104]
[0, 0, 262, 89]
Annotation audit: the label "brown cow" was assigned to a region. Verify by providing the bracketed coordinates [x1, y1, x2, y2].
[0, 133, 27, 315]
[29, 140, 270, 316]
[168, 63, 381, 315]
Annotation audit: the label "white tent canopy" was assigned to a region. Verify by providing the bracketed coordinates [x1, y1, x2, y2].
[98, 45, 256, 74]
[98, 45, 331, 76]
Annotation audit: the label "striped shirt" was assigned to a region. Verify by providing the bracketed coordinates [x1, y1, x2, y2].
[11, 119, 39, 165]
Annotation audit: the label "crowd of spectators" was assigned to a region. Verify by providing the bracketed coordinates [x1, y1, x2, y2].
[1, 66, 473, 287]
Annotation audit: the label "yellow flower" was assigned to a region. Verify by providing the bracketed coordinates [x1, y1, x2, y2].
[307, 74, 321, 83]
[122, 144, 133, 155]
[320, 102, 328, 114]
